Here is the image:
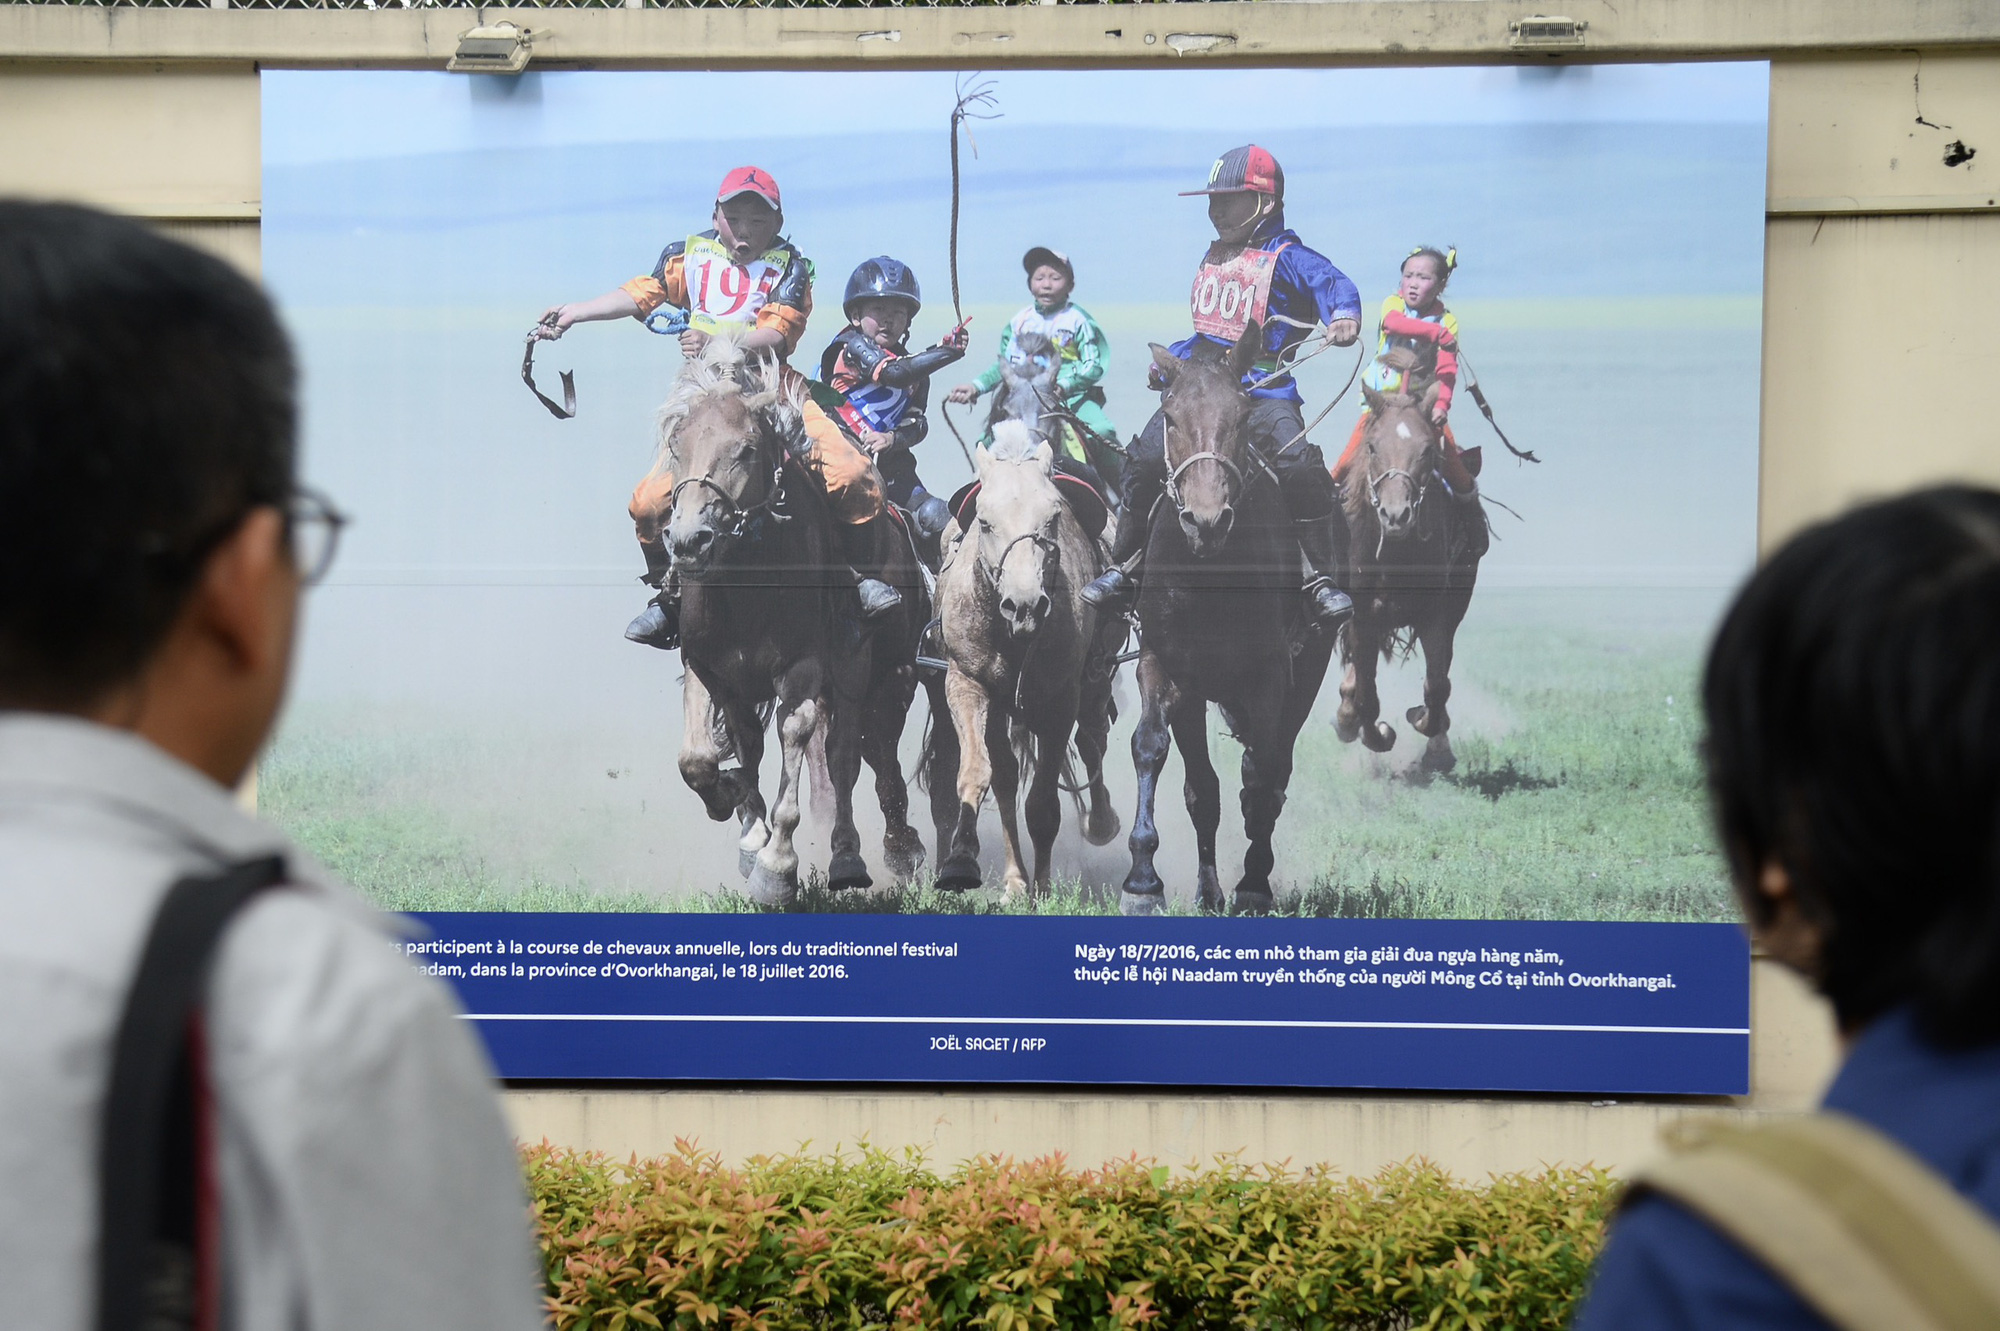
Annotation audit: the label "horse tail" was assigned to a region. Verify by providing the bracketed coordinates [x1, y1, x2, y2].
[914, 706, 937, 795]
[807, 716, 834, 827]
[1010, 717, 1038, 786]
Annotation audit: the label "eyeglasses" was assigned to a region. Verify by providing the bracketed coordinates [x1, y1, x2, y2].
[287, 486, 349, 586]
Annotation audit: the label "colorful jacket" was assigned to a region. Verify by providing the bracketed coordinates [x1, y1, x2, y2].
[619, 230, 814, 356]
[972, 302, 1111, 408]
[1168, 212, 1363, 403]
[818, 327, 965, 450]
[1361, 294, 1459, 416]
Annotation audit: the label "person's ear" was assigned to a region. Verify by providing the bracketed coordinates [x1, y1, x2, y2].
[194, 507, 296, 679]
[1750, 859, 1824, 979]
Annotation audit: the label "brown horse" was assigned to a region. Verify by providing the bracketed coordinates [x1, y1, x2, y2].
[932, 422, 1121, 902]
[657, 338, 940, 904]
[1123, 329, 1334, 915]
[1333, 374, 1489, 773]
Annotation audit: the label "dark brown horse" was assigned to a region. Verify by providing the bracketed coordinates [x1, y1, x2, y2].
[657, 339, 943, 904]
[1123, 329, 1334, 915]
[1333, 374, 1488, 773]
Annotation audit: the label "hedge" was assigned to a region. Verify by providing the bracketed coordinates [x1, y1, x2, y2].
[525, 1142, 1616, 1330]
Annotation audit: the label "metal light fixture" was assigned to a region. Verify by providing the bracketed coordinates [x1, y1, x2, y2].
[1508, 16, 1587, 50]
[448, 22, 532, 75]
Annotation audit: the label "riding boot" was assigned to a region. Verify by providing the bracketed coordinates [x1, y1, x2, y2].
[836, 518, 904, 619]
[624, 540, 681, 650]
[1293, 514, 1355, 628]
[1080, 475, 1156, 611]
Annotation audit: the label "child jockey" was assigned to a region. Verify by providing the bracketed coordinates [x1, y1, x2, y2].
[1332, 245, 1480, 500]
[1082, 145, 1360, 626]
[947, 246, 1120, 483]
[532, 166, 898, 651]
[817, 256, 968, 544]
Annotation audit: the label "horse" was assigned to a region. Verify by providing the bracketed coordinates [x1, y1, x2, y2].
[1122, 328, 1335, 916]
[931, 421, 1122, 902]
[1333, 374, 1489, 774]
[987, 329, 1119, 498]
[656, 337, 942, 905]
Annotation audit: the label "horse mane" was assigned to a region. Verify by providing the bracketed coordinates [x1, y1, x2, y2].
[988, 417, 1042, 464]
[648, 332, 804, 477]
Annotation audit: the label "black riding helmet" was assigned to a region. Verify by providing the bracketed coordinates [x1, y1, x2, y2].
[843, 256, 922, 321]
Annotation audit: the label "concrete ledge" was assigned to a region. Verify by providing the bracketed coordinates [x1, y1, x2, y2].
[1, 1, 1998, 69]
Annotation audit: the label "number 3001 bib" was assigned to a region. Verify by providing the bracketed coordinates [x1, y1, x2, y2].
[1189, 247, 1280, 343]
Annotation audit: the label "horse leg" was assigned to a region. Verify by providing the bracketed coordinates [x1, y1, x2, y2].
[1334, 609, 1396, 753]
[1169, 703, 1224, 913]
[1074, 658, 1122, 847]
[1234, 735, 1293, 914]
[1410, 595, 1472, 773]
[865, 667, 924, 881]
[723, 699, 769, 878]
[677, 673, 740, 824]
[991, 718, 1031, 904]
[1121, 651, 1176, 916]
[921, 671, 961, 879]
[746, 693, 819, 907]
[822, 694, 872, 891]
[1022, 718, 1070, 903]
[937, 670, 991, 891]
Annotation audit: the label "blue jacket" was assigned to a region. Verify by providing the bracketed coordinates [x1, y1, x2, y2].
[1575, 1007, 2000, 1330]
[1168, 212, 1363, 403]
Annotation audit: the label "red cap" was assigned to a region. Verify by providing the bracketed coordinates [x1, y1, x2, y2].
[1179, 144, 1284, 198]
[716, 166, 781, 209]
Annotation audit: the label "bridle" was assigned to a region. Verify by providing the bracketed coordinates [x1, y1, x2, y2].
[977, 526, 1059, 593]
[668, 462, 790, 542]
[1361, 412, 1438, 543]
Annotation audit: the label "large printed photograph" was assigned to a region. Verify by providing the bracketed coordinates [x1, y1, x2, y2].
[262, 63, 1768, 921]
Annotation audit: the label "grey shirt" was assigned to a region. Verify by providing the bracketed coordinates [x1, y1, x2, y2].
[0, 714, 546, 1330]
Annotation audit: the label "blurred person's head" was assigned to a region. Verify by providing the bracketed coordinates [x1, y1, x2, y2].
[0, 201, 308, 786]
[1703, 486, 2000, 1045]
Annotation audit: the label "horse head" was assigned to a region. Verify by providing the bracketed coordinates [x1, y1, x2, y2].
[971, 420, 1063, 640]
[1149, 323, 1262, 558]
[1357, 368, 1444, 540]
[990, 329, 1063, 446]
[656, 336, 799, 576]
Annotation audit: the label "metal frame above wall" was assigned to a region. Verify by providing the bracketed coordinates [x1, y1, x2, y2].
[2, 0, 1999, 68]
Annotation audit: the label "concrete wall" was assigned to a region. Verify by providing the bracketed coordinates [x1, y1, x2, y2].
[3, 4, 1995, 1177]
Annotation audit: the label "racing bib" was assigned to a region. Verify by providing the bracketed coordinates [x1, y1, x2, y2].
[839, 381, 913, 436]
[684, 233, 788, 337]
[1190, 247, 1280, 343]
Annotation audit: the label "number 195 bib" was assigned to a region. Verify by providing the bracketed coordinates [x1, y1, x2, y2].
[684, 233, 787, 337]
[1189, 247, 1280, 343]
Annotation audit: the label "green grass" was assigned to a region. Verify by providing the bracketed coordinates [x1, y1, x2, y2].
[261, 589, 1735, 921]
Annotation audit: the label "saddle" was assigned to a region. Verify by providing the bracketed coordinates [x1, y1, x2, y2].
[947, 471, 1110, 541]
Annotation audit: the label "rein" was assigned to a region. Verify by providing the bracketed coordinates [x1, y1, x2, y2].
[668, 459, 790, 542]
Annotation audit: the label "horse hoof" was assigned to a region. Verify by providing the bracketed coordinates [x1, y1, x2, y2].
[828, 851, 873, 892]
[1083, 807, 1123, 847]
[737, 849, 756, 880]
[1120, 890, 1165, 917]
[1332, 712, 1362, 744]
[745, 862, 798, 907]
[1233, 889, 1275, 916]
[1363, 721, 1397, 753]
[884, 831, 925, 881]
[936, 855, 983, 891]
[1420, 740, 1457, 775]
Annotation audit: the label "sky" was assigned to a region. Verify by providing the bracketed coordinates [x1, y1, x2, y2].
[263, 63, 1770, 166]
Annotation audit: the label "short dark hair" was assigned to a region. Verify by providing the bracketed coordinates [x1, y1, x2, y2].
[0, 201, 297, 709]
[1703, 486, 2000, 1045]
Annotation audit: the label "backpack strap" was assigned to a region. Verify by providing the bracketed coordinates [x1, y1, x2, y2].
[97, 854, 289, 1331]
[1629, 1111, 2000, 1331]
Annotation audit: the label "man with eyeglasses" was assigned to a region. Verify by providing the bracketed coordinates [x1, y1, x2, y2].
[0, 203, 544, 1331]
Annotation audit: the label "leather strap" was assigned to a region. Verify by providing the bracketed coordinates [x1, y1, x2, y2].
[97, 855, 289, 1331]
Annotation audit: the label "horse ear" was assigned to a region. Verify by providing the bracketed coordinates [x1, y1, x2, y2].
[1032, 439, 1055, 473]
[1229, 320, 1264, 381]
[1361, 383, 1388, 417]
[1149, 344, 1182, 387]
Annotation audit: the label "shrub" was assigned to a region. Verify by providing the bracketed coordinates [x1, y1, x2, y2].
[525, 1142, 1616, 1331]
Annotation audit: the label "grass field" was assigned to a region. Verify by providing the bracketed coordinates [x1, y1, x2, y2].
[260, 586, 1736, 922]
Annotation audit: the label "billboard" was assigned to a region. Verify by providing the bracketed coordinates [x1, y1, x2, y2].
[262, 62, 1767, 1092]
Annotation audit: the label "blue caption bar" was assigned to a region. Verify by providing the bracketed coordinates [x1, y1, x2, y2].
[407, 913, 1750, 1095]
